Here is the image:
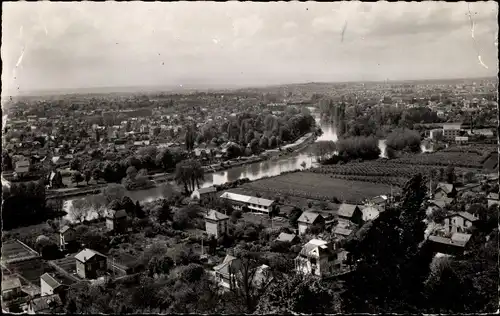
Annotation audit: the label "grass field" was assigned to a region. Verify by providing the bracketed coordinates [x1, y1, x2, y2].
[240, 172, 393, 204]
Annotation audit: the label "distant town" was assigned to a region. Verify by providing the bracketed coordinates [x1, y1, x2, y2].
[1, 75, 498, 314]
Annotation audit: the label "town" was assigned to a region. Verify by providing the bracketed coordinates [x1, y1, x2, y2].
[2, 75, 498, 314]
[2, 1, 499, 315]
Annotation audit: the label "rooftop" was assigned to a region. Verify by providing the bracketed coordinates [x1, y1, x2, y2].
[337, 204, 359, 218]
[205, 209, 229, 221]
[2, 277, 22, 291]
[75, 248, 107, 263]
[297, 211, 323, 224]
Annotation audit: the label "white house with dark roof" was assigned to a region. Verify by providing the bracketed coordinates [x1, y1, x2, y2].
[294, 239, 349, 278]
[297, 211, 325, 235]
[219, 192, 275, 213]
[75, 249, 107, 280]
[204, 209, 229, 238]
[443, 211, 478, 233]
[40, 273, 69, 297]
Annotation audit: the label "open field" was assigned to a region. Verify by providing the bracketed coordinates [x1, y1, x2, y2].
[311, 161, 483, 185]
[239, 172, 393, 204]
[391, 151, 488, 169]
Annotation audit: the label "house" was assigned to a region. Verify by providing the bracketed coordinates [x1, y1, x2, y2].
[294, 239, 349, 278]
[204, 209, 230, 239]
[48, 170, 64, 189]
[428, 232, 472, 256]
[2, 277, 22, 301]
[27, 294, 63, 314]
[191, 186, 217, 201]
[297, 211, 325, 235]
[434, 183, 457, 199]
[40, 273, 70, 298]
[443, 212, 478, 233]
[219, 192, 275, 213]
[59, 226, 76, 251]
[14, 159, 30, 177]
[361, 206, 380, 222]
[455, 136, 469, 144]
[105, 209, 128, 233]
[275, 232, 299, 244]
[487, 193, 499, 207]
[426, 199, 448, 216]
[366, 195, 389, 211]
[213, 254, 241, 290]
[332, 227, 354, 240]
[442, 124, 462, 141]
[75, 248, 107, 279]
[336, 203, 363, 226]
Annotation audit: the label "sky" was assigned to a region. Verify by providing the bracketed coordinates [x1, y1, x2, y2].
[2, 1, 498, 95]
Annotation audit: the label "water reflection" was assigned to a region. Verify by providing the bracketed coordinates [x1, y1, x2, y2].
[63, 107, 424, 221]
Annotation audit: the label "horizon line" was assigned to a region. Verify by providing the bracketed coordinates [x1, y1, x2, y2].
[4, 75, 498, 98]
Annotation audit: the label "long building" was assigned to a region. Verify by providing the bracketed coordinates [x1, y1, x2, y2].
[219, 192, 275, 213]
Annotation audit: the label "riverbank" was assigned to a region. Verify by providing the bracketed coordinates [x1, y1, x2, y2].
[46, 131, 318, 201]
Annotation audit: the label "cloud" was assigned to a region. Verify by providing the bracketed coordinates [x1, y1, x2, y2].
[1, 1, 498, 94]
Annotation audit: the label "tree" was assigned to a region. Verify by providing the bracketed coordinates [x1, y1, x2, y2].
[70, 199, 90, 223]
[386, 128, 422, 153]
[289, 207, 303, 228]
[229, 248, 272, 313]
[70, 158, 81, 171]
[312, 141, 336, 161]
[71, 172, 84, 186]
[342, 174, 432, 313]
[155, 149, 174, 171]
[256, 273, 340, 314]
[126, 166, 138, 180]
[2, 151, 13, 171]
[445, 166, 456, 184]
[147, 254, 174, 278]
[92, 168, 101, 182]
[300, 161, 307, 169]
[185, 124, 196, 152]
[102, 184, 126, 205]
[175, 159, 204, 195]
[84, 169, 92, 185]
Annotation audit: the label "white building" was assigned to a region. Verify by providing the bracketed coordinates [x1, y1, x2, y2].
[294, 239, 349, 278]
[204, 209, 229, 238]
[219, 192, 275, 213]
[443, 212, 478, 233]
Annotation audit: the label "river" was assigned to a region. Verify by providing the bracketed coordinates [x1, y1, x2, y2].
[62, 107, 432, 221]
